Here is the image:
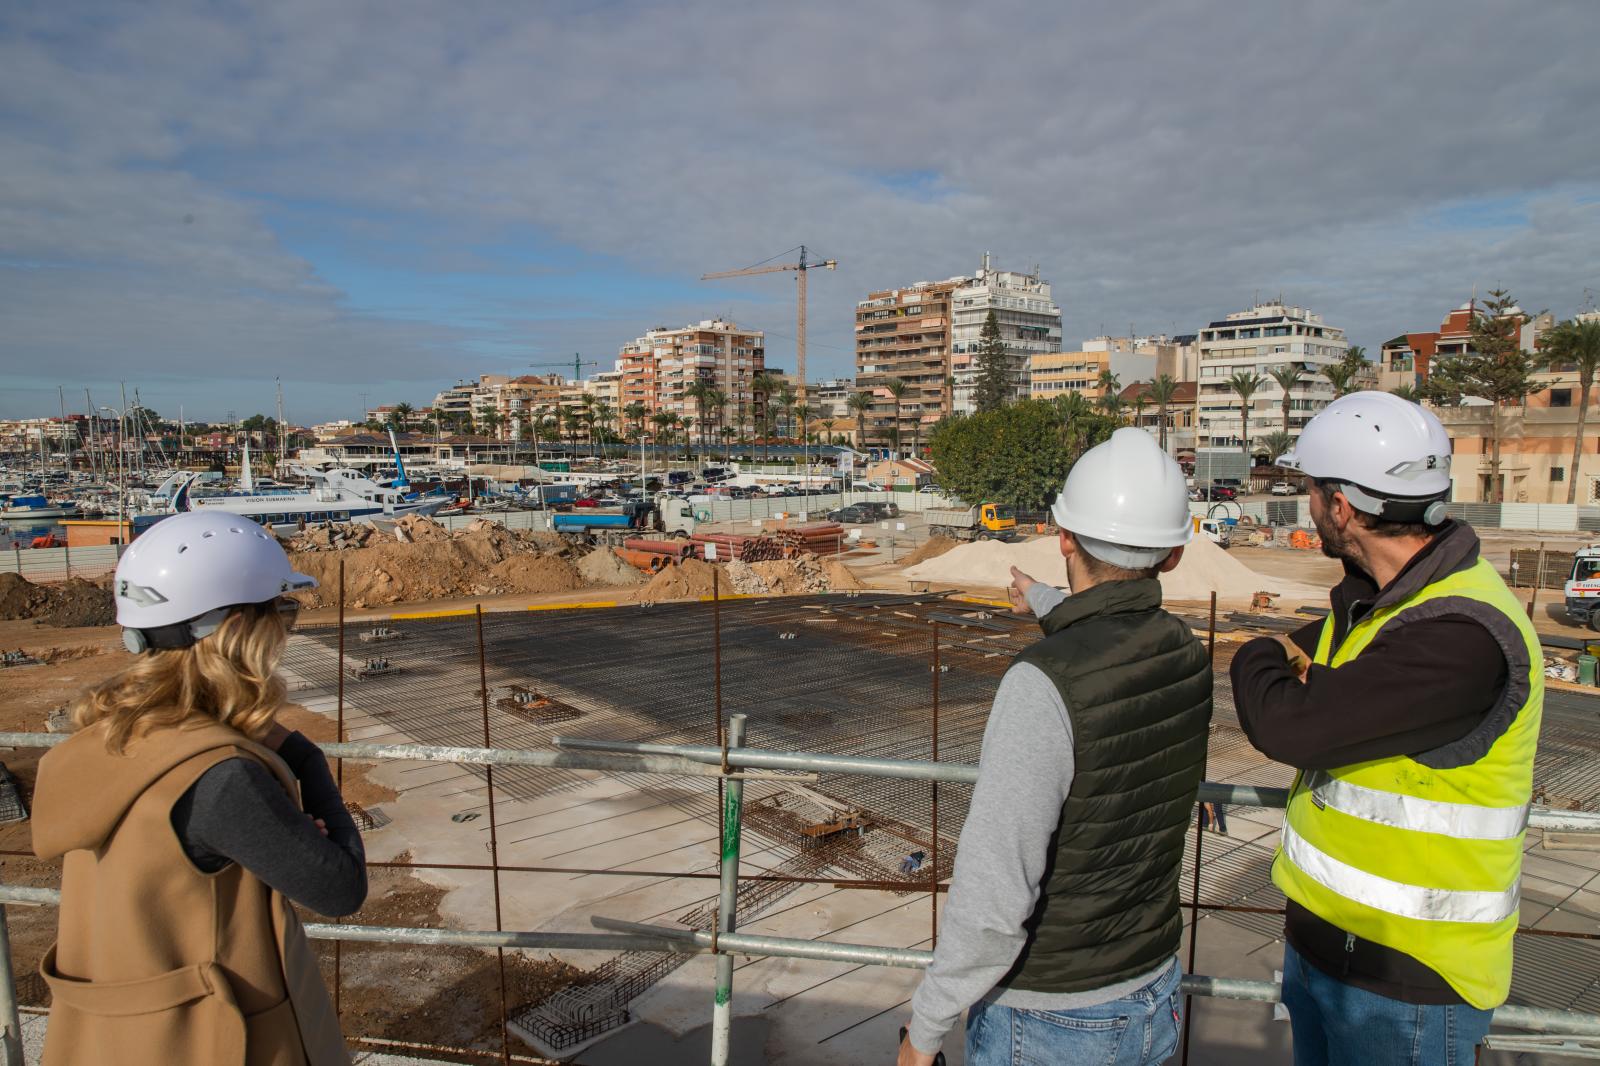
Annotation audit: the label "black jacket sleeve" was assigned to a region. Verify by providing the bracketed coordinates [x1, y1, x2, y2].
[1231, 616, 1508, 770]
[171, 732, 368, 917]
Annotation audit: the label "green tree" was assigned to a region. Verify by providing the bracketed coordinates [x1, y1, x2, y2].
[393, 401, 414, 424]
[750, 373, 779, 461]
[624, 401, 647, 441]
[1464, 289, 1536, 504]
[885, 378, 909, 454]
[1052, 392, 1117, 463]
[1340, 344, 1368, 376]
[930, 399, 1116, 510]
[1267, 364, 1304, 433]
[1536, 317, 1600, 504]
[776, 384, 796, 445]
[1261, 429, 1294, 465]
[1389, 383, 1423, 403]
[1227, 370, 1265, 461]
[972, 310, 1011, 413]
[1148, 375, 1179, 452]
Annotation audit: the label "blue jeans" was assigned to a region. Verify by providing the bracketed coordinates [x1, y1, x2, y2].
[965, 960, 1182, 1066]
[1280, 943, 1492, 1066]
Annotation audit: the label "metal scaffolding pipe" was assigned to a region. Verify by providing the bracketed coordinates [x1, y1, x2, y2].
[711, 714, 747, 1066]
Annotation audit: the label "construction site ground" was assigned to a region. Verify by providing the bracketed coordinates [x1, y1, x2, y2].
[2, 523, 1599, 1064]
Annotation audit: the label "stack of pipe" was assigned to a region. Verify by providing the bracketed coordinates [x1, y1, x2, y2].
[613, 548, 669, 572]
[774, 522, 847, 556]
[689, 532, 783, 562]
[622, 537, 695, 558]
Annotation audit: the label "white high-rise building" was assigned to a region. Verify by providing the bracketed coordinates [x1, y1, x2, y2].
[1194, 302, 1348, 455]
[949, 254, 1062, 414]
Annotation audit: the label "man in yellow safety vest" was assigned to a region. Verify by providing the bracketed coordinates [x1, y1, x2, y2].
[1232, 392, 1540, 1065]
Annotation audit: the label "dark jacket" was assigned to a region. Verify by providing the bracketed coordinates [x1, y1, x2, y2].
[999, 578, 1212, 994]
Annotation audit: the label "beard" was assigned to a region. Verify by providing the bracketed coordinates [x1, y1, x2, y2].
[1313, 505, 1356, 563]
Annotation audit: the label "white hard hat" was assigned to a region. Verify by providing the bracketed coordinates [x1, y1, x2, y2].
[1051, 428, 1191, 568]
[114, 511, 316, 652]
[1277, 392, 1452, 524]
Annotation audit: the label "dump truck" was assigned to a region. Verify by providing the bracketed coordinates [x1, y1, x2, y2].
[1564, 544, 1600, 630]
[925, 503, 1018, 542]
[551, 496, 696, 545]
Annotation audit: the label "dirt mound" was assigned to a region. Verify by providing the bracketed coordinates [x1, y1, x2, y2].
[823, 559, 864, 590]
[898, 536, 958, 567]
[0, 574, 115, 628]
[723, 560, 768, 595]
[637, 558, 725, 602]
[0, 574, 50, 619]
[904, 531, 1325, 606]
[578, 548, 646, 587]
[490, 554, 583, 594]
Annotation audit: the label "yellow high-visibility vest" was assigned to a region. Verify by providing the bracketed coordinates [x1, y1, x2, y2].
[1271, 557, 1541, 1009]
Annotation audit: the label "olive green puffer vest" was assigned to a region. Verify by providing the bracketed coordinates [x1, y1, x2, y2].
[1001, 578, 1212, 994]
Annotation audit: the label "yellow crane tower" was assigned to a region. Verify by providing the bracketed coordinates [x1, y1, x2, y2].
[701, 245, 837, 406]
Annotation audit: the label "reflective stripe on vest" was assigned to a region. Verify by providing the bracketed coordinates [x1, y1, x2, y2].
[1307, 771, 1530, 841]
[1281, 821, 1521, 924]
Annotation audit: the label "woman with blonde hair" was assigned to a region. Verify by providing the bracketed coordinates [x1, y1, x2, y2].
[32, 511, 363, 1065]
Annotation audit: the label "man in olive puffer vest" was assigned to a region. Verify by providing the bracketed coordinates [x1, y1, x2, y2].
[898, 428, 1213, 1066]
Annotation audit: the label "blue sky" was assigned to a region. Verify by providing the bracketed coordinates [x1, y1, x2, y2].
[2, 0, 1598, 422]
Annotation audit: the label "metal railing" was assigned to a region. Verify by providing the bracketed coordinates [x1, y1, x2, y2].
[3, 729, 1600, 1065]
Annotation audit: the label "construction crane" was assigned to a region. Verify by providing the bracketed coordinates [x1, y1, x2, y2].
[528, 354, 599, 383]
[702, 246, 837, 405]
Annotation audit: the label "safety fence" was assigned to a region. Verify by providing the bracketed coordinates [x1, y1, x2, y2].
[2, 733, 1598, 1065]
[0, 544, 122, 583]
[4, 579, 1600, 1065]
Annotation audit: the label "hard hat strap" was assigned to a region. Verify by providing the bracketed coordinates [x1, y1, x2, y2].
[1323, 480, 1448, 528]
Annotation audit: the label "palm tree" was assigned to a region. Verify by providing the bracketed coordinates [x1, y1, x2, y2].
[678, 415, 695, 461]
[750, 373, 779, 462]
[1322, 364, 1357, 398]
[592, 400, 615, 454]
[945, 374, 958, 417]
[884, 378, 909, 455]
[1341, 344, 1368, 375]
[793, 403, 812, 445]
[820, 418, 837, 445]
[393, 401, 414, 425]
[708, 388, 729, 458]
[1227, 370, 1265, 460]
[1261, 430, 1294, 466]
[684, 380, 711, 452]
[1267, 364, 1304, 433]
[1053, 391, 1098, 461]
[1148, 374, 1179, 452]
[847, 391, 873, 451]
[1132, 393, 1149, 430]
[1389, 383, 1422, 403]
[650, 411, 673, 454]
[1538, 318, 1600, 504]
[562, 410, 582, 451]
[479, 410, 503, 440]
[624, 401, 647, 442]
[776, 384, 797, 447]
[1095, 369, 1122, 415]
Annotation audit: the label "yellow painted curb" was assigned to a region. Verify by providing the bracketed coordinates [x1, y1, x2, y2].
[526, 600, 621, 612]
[952, 595, 1011, 609]
[387, 607, 479, 620]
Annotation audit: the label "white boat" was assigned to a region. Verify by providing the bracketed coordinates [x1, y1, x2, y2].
[171, 468, 447, 532]
[0, 495, 81, 520]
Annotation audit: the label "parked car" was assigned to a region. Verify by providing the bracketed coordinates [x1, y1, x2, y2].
[1195, 485, 1237, 502]
[916, 485, 943, 495]
[573, 496, 602, 508]
[1270, 481, 1295, 496]
[826, 503, 879, 524]
[859, 501, 901, 520]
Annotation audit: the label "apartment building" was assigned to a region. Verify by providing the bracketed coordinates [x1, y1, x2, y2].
[1193, 302, 1348, 453]
[809, 379, 854, 421]
[618, 319, 766, 436]
[1028, 350, 1113, 401]
[1379, 333, 1440, 392]
[949, 255, 1062, 413]
[855, 279, 961, 450]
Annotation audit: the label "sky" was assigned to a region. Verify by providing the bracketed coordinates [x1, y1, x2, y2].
[3, 0, 1599, 424]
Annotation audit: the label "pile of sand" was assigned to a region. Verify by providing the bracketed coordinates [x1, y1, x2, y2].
[0, 574, 115, 628]
[903, 533, 1325, 606]
[577, 548, 646, 587]
[897, 536, 959, 567]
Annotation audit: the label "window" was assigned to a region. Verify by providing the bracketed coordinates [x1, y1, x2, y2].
[1551, 389, 1573, 408]
[1552, 467, 1566, 482]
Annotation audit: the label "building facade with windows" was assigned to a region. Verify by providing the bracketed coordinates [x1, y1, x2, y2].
[855, 279, 962, 450]
[1193, 303, 1349, 455]
[618, 319, 766, 437]
[949, 255, 1062, 414]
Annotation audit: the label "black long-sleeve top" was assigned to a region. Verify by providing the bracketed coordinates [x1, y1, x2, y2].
[169, 730, 368, 917]
[1231, 524, 1511, 1004]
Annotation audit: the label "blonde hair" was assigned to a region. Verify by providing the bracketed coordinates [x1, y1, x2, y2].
[74, 603, 289, 754]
